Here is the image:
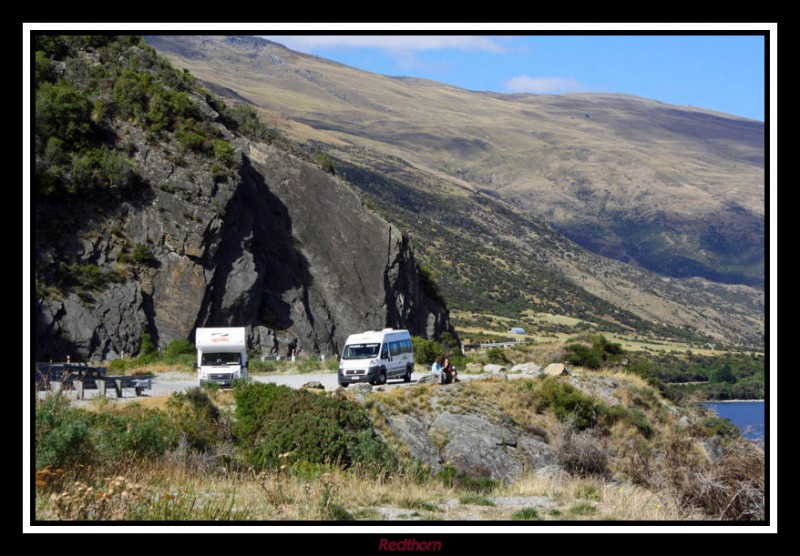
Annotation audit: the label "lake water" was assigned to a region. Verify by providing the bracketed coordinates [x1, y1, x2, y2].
[702, 401, 765, 441]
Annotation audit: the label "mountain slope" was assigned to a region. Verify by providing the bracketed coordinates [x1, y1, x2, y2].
[146, 35, 764, 345]
[147, 35, 764, 288]
[34, 35, 454, 361]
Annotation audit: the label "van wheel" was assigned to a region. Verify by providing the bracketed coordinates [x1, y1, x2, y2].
[379, 368, 387, 385]
[339, 383, 349, 388]
[403, 367, 412, 383]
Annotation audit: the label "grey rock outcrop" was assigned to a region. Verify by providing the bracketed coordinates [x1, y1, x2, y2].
[35, 129, 456, 361]
[382, 409, 555, 482]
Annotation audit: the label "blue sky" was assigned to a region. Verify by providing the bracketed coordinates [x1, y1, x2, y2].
[261, 35, 765, 121]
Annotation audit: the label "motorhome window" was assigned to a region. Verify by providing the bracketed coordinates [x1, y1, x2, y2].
[343, 343, 380, 360]
[389, 341, 401, 357]
[202, 352, 241, 366]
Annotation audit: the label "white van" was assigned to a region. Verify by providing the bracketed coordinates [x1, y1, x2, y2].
[195, 327, 248, 386]
[338, 328, 414, 387]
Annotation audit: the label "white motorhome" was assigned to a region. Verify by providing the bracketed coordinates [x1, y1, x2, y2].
[338, 328, 414, 387]
[195, 327, 248, 386]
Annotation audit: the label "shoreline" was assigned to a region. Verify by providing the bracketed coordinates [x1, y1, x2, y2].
[702, 399, 765, 404]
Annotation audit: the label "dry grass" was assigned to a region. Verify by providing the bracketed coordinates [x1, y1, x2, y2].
[503, 473, 698, 521]
[125, 362, 193, 376]
[37, 459, 709, 521]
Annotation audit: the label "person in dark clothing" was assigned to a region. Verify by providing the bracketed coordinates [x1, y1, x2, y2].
[442, 357, 458, 384]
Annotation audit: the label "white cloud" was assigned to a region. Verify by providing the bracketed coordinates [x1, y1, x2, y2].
[504, 75, 586, 94]
[262, 35, 507, 53]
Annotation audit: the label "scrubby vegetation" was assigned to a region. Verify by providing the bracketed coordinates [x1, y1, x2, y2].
[412, 336, 443, 365]
[34, 35, 234, 198]
[36, 381, 394, 520]
[35, 368, 763, 521]
[564, 334, 623, 369]
[233, 382, 394, 471]
[626, 352, 764, 401]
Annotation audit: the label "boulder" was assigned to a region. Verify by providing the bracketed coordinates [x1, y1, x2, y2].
[417, 373, 440, 385]
[511, 363, 541, 375]
[350, 383, 373, 394]
[483, 364, 509, 374]
[381, 410, 556, 482]
[431, 412, 555, 482]
[543, 363, 568, 376]
[465, 363, 483, 373]
[300, 381, 325, 390]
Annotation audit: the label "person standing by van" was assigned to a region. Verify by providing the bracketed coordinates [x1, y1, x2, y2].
[431, 357, 444, 383]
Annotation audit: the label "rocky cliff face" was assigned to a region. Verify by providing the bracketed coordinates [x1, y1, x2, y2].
[35, 101, 454, 362]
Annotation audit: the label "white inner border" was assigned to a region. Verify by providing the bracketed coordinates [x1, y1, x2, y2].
[23, 21, 777, 535]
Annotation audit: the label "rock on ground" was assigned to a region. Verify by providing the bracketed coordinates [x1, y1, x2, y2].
[543, 363, 568, 376]
[511, 363, 542, 375]
[483, 364, 509, 374]
[382, 408, 555, 482]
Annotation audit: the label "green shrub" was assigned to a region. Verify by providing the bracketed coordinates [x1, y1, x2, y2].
[324, 356, 339, 371]
[297, 355, 320, 373]
[233, 383, 394, 471]
[565, 334, 623, 369]
[601, 405, 653, 438]
[139, 332, 158, 357]
[233, 382, 291, 440]
[435, 466, 497, 493]
[132, 243, 156, 265]
[486, 347, 509, 364]
[569, 503, 598, 516]
[412, 336, 443, 365]
[166, 388, 224, 451]
[175, 119, 210, 152]
[35, 80, 92, 147]
[35, 395, 94, 470]
[511, 507, 541, 520]
[457, 476, 498, 494]
[315, 152, 336, 174]
[213, 139, 236, 167]
[228, 104, 277, 142]
[575, 484, 601, 501]
[107, 358, 134, 374]
[535, 378, 599, 430]
[91, 406, 175, 460]
[418, 265, 443, 303]
[248, 359, 278, 374]
[35, 50, 54, 84]
[165, 339, 195, 359]
[711, 365, 736, 384]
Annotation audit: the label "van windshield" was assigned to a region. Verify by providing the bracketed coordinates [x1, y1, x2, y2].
[201, 352, 241, 366]
[342, 343, 380, 360]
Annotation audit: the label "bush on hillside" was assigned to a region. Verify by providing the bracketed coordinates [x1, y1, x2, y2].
[233, 382, 394, 471]
[564, 334, 623, 369]
[486, 347, 509, 364]
[165, 339, 195, 359]
[412, 336, 443, 365]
